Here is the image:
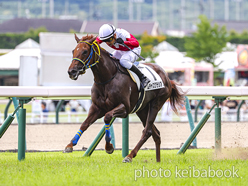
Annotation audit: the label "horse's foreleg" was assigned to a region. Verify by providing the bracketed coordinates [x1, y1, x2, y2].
[104, 119, 115, 154]
[64, 104, 104, 153]
[104, 104, 127, 154]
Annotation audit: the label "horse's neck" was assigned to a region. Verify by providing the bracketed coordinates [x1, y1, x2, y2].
[91, 50, 117, 84]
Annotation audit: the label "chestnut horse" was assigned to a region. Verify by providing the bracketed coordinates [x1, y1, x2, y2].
[64, 34, 185, 162]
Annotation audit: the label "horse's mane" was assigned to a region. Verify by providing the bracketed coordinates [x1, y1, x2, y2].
[81, 35, 119, 62]
[81, 34, 95, 41]
[80, 34, 119, 63]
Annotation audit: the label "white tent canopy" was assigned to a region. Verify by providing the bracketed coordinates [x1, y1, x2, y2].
[154, 41, 179, 52]
[155, 51, 194, 69]
[0, 38, 41, 70]
[214, 51, 238, 71]
[16, 38, 40, 49]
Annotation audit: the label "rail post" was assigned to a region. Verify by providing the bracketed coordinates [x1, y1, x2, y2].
[177, 112, 211, 154]
[213, 96, 226, 153]
[4, 99, 12, 120]
[18, 107, 26, 161]
[194, 100, 203, 122]
[83, 117, 116, 157]
[55, 100, 64, 124]
[0, 114, 15, 138]
[237, 100, 245, 122]
[12, 97, 20, 124]
[185, 96, 197, 147]
[177, 103, 216, 154]
[122, 116, 129, 158]
[17, 97, 32, 161]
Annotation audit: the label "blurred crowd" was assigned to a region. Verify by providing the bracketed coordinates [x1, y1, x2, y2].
[31, 99, 91, 123]
[30, 98, 247, 123]
[161, 99, 248, 122]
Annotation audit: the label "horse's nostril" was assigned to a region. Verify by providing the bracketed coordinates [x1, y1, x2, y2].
[68, 69, 77, 75]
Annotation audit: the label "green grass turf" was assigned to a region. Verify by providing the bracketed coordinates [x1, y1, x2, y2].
[0, 149, 247, 186]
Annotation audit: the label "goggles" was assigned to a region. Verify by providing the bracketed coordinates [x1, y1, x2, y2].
[102, 37, 114, 43]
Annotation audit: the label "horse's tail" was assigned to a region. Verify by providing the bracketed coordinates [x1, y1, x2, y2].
[169, 80, 186, 115]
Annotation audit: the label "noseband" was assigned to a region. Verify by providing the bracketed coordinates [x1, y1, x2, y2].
[72, 40, 100, 70]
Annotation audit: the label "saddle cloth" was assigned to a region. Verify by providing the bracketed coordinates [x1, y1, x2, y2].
[127, 63, 165, 91]
[127, 63, 165, 113]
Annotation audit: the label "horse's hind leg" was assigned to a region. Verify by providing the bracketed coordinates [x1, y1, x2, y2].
[104, 104, 127, 154]
[123, 102, 161, 163]
[128, 106, 161, 162]
[151, 125, 161, 162]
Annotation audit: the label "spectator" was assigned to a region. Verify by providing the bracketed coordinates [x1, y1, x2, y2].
[41, 101, 49, 123]
[41, 102, 49, 112]
[189, 100, 197, 110]
[44, 100, 55, 112]
[225, 99, 238, 121]
[204, 100, 214, 110]
[220, 101, 229, 121]
[180, 104, 187, 122]
[69, 100, 80, 122]
[225, 100, 238, 110]
[69, 100, 79, 113]
[31, 99, 42, 123]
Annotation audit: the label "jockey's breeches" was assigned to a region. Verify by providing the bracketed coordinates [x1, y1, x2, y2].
[112, 46, 141, 69]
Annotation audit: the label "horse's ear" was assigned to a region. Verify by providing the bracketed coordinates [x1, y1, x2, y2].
[74, 33, 80, 43]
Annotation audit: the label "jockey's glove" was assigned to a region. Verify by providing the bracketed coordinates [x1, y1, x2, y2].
[116, 38, 124, 44]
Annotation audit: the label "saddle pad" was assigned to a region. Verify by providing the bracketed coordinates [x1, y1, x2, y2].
[127, 64, 165, 91]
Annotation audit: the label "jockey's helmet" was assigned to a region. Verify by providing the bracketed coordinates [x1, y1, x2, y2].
[99, 24, 116, 41]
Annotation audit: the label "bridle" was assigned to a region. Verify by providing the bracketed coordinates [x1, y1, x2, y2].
[71, 40, 120, 85]
[72, 40, 101, 73]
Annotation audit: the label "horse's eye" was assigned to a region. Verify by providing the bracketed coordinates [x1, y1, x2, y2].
[82, 50, 88, 55]
[72, 50, 74, 54]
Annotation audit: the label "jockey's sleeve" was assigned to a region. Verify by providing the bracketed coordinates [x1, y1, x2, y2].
[124, 34, 139, 48]
[96, 36, 102, 44]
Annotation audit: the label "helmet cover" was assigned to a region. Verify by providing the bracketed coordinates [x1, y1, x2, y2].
[99, 24, 116, 40]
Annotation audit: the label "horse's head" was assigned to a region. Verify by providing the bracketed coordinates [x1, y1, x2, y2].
[68, 34, 98, 80]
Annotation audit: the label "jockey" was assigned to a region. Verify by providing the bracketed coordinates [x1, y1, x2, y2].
[96, 24, 150, 88]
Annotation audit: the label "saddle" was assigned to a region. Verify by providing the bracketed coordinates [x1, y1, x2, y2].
[109, 55, 164, 91]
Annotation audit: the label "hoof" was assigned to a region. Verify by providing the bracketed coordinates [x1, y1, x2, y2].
[63, 147, 73, 153]
[105, 143, 114, 154]
[122, 156, 132, 163]
[105, 147, 114, 154]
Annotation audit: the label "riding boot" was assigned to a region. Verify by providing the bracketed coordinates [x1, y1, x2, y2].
[130, 65, 150, 88]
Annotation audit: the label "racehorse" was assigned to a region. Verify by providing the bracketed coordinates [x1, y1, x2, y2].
[64, 34, 185, 163]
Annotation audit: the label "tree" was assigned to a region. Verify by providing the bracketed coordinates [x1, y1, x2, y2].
[185, 15, 228, 67]
[0, 27, 47, 49]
